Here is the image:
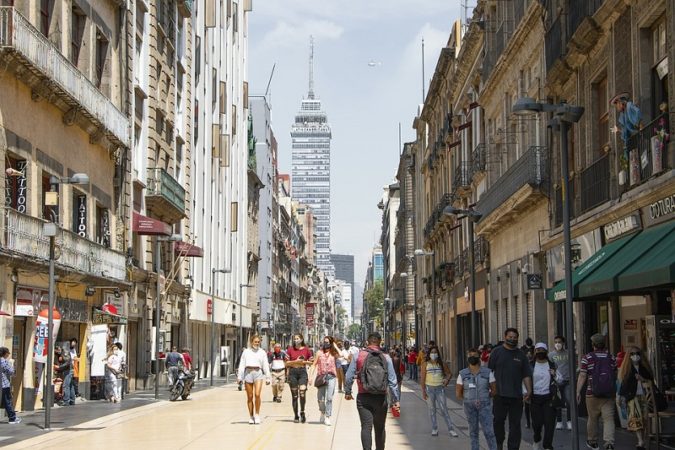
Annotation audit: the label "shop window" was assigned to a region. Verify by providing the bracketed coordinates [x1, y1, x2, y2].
[231, 201, 238, 232]
[73, 192, 87, 238]
[592, 75, 609, 157]
[96, 205, 111, 247]
[5, 156, 27, 213]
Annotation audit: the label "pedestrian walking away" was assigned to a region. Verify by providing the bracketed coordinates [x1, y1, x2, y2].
[530, 343, 563, 450]
[268, 343, 287, 403]
[345, 331, 400, 450]
[457, 347, 497, 450]
[69, 338, 81, 398]
[420, 344, 458, 438]
[577, 333, 617, 450]
[407, 348, 418, 381]
[390, 347, 404, 393]
[54, 345, 74, 406]
[548, 335, 572, 431]
[0, 346, 20, 424]
[286, 333, 314, 423]
[114, 342, 128, 398]
[237, 334, 271, 424]
[618, 346, 653, 450]
[336, 340, 349, 393]
[488, 327, 533, 450]
[310, 336, 339, 426]
[521, 337, 535, 430]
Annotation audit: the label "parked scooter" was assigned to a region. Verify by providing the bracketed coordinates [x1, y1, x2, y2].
[169, 367, 195, 401]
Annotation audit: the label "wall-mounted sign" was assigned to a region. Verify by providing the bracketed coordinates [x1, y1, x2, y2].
[603, 213, 641, 242]
[207, 298, 213, 315]
[14, 286, 48, 316]
[624, 319, 638, 330]
[527, 274, 543, 290]
[132, 212, 172, 236]
[77, 195, 87, 238]
[642, 193, 675, 228]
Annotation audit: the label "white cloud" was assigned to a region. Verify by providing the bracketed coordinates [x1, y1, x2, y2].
[260, 19, 344, 50]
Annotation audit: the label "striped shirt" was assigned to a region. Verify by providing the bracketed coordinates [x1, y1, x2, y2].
[425, 362, 446, 387]
[0, 357, 15, 389]
[580, 351, 616, 396]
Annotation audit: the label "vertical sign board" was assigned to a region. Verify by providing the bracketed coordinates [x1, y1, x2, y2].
[77, 195, 87, 237]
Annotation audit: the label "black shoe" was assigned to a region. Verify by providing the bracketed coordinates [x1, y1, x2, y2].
[604, 445, 614, 450]
[273, 396, 277, 402]
[300, 412, 306, 423]
[294, 416, 300, 423]
[586, 441, 599, 450]
[276, 398, 282, 403]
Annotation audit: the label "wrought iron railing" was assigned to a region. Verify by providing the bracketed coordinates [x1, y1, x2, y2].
[545, 14, 564, 71]
[453, 162, 472, 193]
[146, 168, 186, 213]
[0, 7, 129, 146]
[474, 236, 489, 265]
[580, 154, 610, 213]
[472, 143, 487, 176]
[625, 112, 670, 188]
[476, 146, 549, 220]
[568, 0, 604, 41]
[3, 208, 126, 280]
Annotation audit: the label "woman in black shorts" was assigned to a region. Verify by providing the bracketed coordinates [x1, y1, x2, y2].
[285, 334, 313, 423]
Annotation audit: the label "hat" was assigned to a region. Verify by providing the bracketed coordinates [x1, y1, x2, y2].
[610, 92, 630, 105]
[591, 333, 606, 346]
[534, 342, 548, 351]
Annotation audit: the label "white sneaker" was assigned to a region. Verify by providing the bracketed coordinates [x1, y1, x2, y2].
[324, 417, 331, 426]
[449, 430, 459, 437]
[431, 428, 439, 436]
[320, 413, 325, 423]
[532, 441, 543, 450]
[556, 422, 564, 430]
[567, 421, 573, 430]
[254, 415, 261, 424]
[248, 416, 255, 424]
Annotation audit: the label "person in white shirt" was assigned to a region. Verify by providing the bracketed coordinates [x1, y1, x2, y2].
[530, 342, 563, 450]
[237, 335, 270, 424]
[268, 343, 287, 402]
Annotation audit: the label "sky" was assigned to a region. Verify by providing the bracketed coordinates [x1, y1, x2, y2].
[248, 0, 464, 292]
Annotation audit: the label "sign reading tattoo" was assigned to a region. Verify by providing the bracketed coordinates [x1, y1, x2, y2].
[77, 195, 87, 238]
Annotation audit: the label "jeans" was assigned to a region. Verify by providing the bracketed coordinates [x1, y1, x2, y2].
[465, 400, 498, 450]
[409, 364, 418, 380]
[493, 395, 524, 450]
[2, 387, 16, 421]
[586, 396, 616, 445]
[62, 371, 75, 404]
[317, 375, 336, 417]
[427, 385, 455, 432]
[357, 393, 388, 450]
[556, 381, 572, 422]
[531, 394, 556, 449]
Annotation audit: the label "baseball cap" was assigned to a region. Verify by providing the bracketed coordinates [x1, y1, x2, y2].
[534, 342, 548, 351]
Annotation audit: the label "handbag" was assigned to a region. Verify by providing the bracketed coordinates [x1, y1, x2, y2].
[314, 373, 327, 387]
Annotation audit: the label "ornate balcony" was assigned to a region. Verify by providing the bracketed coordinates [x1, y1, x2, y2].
[452, 162, 472, 197]
[3, 208, 127, 281]
[0, 7, 129, 148]
[146, 168, 186, 223]
[625, 112, 670, 190]
[472, 144, 487, 180]
[580, 153, 610, 213]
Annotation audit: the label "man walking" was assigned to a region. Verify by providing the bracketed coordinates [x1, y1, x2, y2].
[488, 328, 532, 450]
[577, 333, 617, 450]
[0, 347, 20, 423]
[268, 343, 287, 402]
[54, 345, 74, 406]
[549, 335, 572, 430]
[345, 332, 400, 450]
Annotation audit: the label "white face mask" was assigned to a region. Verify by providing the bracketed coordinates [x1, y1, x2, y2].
[631, 354, 641, 364]
[430, 353, 438, 361]
[113, 349, 119, 355]
[554, 343, 563, 351]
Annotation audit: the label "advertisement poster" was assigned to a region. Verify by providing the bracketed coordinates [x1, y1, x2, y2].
[33, 307, 61, 363]
[90, 324, 108, 377]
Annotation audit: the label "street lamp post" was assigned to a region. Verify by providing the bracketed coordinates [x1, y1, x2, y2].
[238, 284, 253, 354]
[442, 206, 483, 348]
[414, 249, 435, 343]
[43, 173, 89, 430]
[210, 268, 231, 386]
[513, 97, 585, 450]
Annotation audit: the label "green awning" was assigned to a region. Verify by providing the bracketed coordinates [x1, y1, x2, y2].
[616, 223, 675, 292]
[579, 222, 674, 298]
[547, 233, 637, 302]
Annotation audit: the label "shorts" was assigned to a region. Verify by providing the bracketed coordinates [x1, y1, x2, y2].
[244, 368, 264, 384]
[287, 367, 308, 388]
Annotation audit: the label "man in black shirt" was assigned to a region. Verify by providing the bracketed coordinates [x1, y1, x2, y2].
[488, 328, 533, 450]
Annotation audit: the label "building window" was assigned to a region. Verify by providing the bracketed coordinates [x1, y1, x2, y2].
[232, 105, 237, 135]
[71, 8, 85, 66]
[40, 0, 52, 37]
[592, 75, 608, 156]
[212, 68, 217, 105]
[41, 172, 58, 221]
[233, 2, 238, 33]
[96, 205, 111, 247]
[95, 31, 109, 89]
[652, 19, 669, 116]
[231, 202, 238, 232]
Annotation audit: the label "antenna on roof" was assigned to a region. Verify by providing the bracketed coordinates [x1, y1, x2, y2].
[308, 36, 315, 99]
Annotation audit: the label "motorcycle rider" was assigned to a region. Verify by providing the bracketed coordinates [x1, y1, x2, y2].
[165, 346, 185, 387]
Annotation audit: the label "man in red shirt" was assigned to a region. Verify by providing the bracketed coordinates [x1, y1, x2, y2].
[407, 348, 418, 380]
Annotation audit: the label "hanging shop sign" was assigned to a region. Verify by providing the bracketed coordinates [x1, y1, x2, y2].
[306, 303, 315, 327]
[15, 286, 47, 316]
[92, 305, 127, 325]
[132, 212, 172, 236]
[77, 195, 87, 238]
[642, 193, 675, 228]
[527, 274, 543, 290]
[603, 213, 641, 242]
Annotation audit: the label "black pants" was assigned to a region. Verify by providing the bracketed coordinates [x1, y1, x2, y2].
[531, 394, 556, 449]
[288, 368, 308, 417]
[493, 395, 523, 450]
[2, 387, 16, 422]
[357, 393, 388, 450]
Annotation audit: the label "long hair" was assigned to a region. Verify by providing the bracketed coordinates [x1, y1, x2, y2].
[618, 346, 654, 382]
[292, 334, 306, 348]
[322, 336, 339, 357]
[425, 345, 443, 363]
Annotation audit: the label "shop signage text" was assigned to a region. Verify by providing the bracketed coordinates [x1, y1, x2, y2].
[643, 193, 675, 227]
[207, 298, 213, 315]
[77, 195, 87, 238]
[603, 214, 641, 241]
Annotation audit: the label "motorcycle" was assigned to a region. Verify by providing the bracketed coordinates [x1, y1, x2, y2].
[169, 367, 195, 401]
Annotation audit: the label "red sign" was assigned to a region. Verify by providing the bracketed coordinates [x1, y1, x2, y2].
[306, 303, 315, 327]
[132, 212, 171, 236]
[207, 298, 213, 315]
[174, 241, 204, 257]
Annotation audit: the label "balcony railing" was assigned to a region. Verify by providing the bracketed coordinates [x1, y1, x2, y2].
[568, 0, 604, 41]
[472, 143, 487, 177]
[625, 112, 670, 188]
[545, 14, 564, 72]
[452, 162, 472, 195]
[553, 182, 576, 228]
[580, 153, 610, 213]
[0, 7, 129, 147]
[476, 146, 549, 220]
[4, 209, 126, 281]
[146, 168, 186, 221]
[423, 193, 455, 240]
[474, 236, 489, 265]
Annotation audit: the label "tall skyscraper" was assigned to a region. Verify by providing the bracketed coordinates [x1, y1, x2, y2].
[291, 37, 333, 275]
[331, 254, 355, 287]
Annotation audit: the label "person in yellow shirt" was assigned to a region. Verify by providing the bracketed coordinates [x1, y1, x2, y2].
[69, 338, 80, 398]
[417, 340, 435, 367]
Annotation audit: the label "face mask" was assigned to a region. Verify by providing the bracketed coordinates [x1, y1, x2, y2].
[430, 353, 439, 361]
[536, 353, 547, 360]
[468, 356, 480, 365]
[631, 355, 641, 364]
[323, 343, 331, 350]
[113, 350, 119, 355]
[554, 343, 563, 351]
[505, 339, 518, 347]
[294, 340, 301, 346]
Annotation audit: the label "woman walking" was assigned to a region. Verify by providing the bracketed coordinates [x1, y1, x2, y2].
[311, 336, 339, 425]
[420, 344, 459, 437]
[457, 348, 497, 450]
[530, 343, 563, 450]
[286, 334, 313, 423]
[618, 346, 654, 450]
[237, 335, 271, 424]
[336, 340, 349, 393]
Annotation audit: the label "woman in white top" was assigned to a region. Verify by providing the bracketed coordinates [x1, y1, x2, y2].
[530, 343, 563, 450]
[237, 335, 271, 424]
[105, 346, 123, 403]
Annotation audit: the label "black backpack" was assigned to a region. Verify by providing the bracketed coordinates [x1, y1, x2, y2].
[359, 349, 389, 394]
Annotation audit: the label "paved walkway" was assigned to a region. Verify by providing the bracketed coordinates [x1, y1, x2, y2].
[0, 376, 660, 449]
